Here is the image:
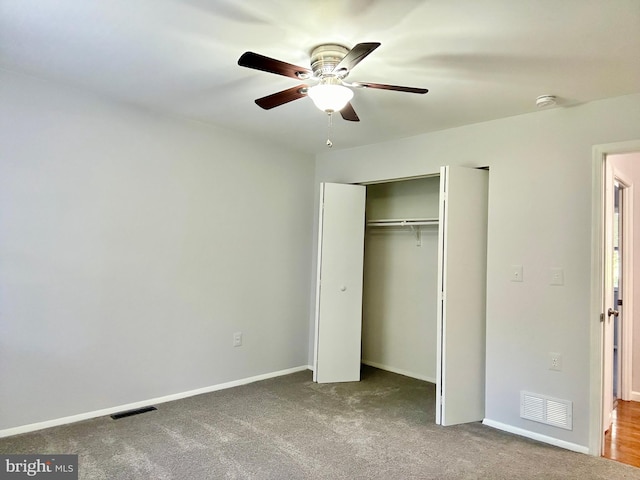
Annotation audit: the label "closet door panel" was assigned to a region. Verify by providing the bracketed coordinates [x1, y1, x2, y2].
[436, 166, 489, 425]
[313, 183, 366, 383]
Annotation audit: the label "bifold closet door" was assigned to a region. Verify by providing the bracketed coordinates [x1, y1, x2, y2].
[436, 166, 489, 426]
[313, 183, 366, 383]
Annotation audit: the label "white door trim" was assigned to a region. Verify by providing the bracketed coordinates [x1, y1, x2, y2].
[621, 181, 634, 402]
[590, 139, 640, 456]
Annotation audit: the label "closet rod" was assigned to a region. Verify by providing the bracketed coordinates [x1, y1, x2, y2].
[366, 218, 438, 227]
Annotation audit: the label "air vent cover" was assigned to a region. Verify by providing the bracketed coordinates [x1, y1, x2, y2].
[520, 391, 572, 430]
[110, 406, 157, 420]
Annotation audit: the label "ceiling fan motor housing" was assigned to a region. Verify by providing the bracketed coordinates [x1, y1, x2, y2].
[310, 44, 350, 78]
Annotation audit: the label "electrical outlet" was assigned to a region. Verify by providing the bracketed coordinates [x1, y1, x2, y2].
[233, 332, 243, 347]
[511, 265, 523, 282]
[549, 352, 562, 371]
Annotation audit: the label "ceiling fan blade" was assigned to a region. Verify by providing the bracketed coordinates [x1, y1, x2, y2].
[355, 82, 428, 94]
[254, 85, 308, 110]
[333, 42, 381, 73]
[340, 102, 360, 122]
[238, 52, 312, 80]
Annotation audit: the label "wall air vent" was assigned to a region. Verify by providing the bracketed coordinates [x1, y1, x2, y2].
[520, 391, 572, 430]
[110, 406, 157, 420]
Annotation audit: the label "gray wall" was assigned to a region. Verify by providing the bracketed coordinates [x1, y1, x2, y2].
[0, 70, 315, 431]
[312, 93, 640, 450]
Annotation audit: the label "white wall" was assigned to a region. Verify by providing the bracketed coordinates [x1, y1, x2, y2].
[608, 152, 640, 397]
[0, 70, 315, 431]
[312, 93, 640, 450]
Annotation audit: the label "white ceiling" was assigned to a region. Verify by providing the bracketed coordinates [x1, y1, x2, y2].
[2, 0, 639, 155]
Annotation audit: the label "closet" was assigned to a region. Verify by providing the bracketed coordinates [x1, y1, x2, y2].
[313, 166, 488, 426]
[362, 176, 440, 383]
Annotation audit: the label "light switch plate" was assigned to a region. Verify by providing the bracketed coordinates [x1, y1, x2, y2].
[550, 268, 564, 286]
[511, 265, 523, 282]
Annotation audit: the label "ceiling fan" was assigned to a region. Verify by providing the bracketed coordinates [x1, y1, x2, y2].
[237, 42, 428, 122]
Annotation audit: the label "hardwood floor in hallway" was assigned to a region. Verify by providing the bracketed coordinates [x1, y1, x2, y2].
[603, 400, 640, 468]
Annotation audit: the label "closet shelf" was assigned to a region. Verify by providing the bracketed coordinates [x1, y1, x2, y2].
[366, 218, 439, 227]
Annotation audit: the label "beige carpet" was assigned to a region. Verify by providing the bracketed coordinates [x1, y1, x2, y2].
[1, 366, 639, 479]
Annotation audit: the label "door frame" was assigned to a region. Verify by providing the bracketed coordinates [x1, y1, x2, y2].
[622, 180, 635, 404]
[601, 163, 633, 439]
[607, 162, 635, 404]
[590, 139, 640, 455]
[609, 170, 634, 404]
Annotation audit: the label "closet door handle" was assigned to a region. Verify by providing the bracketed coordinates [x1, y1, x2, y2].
[608, 308, 619, 318]
[340, 285, 347, 292]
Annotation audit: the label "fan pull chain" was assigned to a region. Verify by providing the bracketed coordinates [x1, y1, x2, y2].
[326, 113, 333, 148]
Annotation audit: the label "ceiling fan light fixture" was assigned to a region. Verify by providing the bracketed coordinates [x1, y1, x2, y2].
[308, 78, 353, 113]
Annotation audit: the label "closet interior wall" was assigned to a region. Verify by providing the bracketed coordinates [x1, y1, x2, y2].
[362, 176, 440, 382]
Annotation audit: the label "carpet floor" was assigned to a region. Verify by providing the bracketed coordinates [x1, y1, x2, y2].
[1, 366, 639, 479]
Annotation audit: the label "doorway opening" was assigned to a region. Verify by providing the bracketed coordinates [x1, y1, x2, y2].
[590, 140, 640, 463]
[612, 182, 622, 405]
[362, 176, 440, 385]
[602, 152, 637, 466]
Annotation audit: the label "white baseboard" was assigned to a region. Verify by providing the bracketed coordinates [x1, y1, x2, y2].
[630, 391, 640, 402]
[482, 418, 589, 455]
[0, 365, 310, 439]
[362, 360, 436, 383]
